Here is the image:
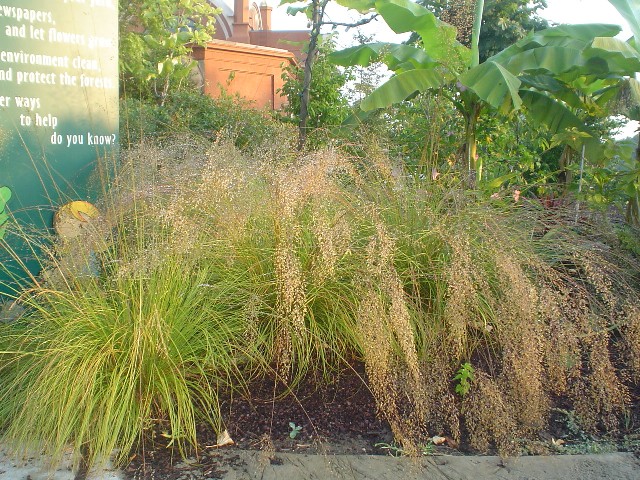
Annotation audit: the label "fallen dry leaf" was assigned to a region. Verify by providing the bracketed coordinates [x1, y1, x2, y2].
[444, 436, 459, 449]
[210, 429, 234, 448]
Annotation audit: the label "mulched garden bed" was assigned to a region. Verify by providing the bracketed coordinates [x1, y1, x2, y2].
[124, 363, 640, 480]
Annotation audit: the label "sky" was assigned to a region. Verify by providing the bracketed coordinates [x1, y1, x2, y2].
[271, 0, 633, 46]
[541, 0, 631, 36]
[269, 0, 638, 138]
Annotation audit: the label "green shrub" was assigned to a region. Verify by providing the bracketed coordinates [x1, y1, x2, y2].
[119, 90, 295, 157]
[119, 0, 219, 103]
[616, 224, 640, 258]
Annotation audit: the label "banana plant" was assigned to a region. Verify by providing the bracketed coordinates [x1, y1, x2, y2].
[331, 0, 640, 183]
[591, 0, 640, 223]
[0, 186, 11, 240]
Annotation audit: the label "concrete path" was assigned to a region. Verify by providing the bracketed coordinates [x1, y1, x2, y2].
[1, 447, 639, 480]
[185, 450, 640, 480]
[0, 447, 121, 480]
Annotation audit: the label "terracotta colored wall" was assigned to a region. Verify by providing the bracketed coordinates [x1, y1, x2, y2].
[249, 30, 309, 61]
[192, 40, 296, 110]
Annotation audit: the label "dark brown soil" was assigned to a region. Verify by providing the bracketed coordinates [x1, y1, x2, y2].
[214, 365, 392, 456]
[126, 364, 398, 479]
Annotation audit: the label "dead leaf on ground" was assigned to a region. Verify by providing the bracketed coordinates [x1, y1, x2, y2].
[206, 429, 234, 448]
[444, 436, 459, 449]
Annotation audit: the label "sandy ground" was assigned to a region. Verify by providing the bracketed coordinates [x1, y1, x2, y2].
[1, 447, 639, 480]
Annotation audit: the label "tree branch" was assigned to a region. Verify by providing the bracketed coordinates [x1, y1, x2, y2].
[320, 14, 379, 29]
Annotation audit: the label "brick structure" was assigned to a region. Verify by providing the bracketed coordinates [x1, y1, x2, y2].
[196, 0, 309, 109]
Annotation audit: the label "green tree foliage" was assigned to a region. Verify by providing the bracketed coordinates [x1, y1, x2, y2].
[476, 112, 552, 185]
[279, 36, 354, 147]
[120, 90, 292, 153]
[413, 1, 548, 61]
[478, 0, 548, 62]
[573, 137, 637, 214]
[595, 0, 640, 224]
[119, 0, 219, 103]
[332, 0, 640, 183]
[281, 0, 377, 149]
[385, 94, 464, 173]
[347, 32, 388, 103]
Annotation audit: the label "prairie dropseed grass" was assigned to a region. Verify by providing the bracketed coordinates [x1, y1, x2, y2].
[1, 135, 639, 467]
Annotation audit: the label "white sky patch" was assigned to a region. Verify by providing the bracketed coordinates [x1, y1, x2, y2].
[541, 0, 631, 38]
[269, 0, 633, 43]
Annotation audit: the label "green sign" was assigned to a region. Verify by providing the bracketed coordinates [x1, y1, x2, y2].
[0, 0, 118, 294]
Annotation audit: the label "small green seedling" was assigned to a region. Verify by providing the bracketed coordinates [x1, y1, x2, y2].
[453, 362, 475, 397]
[289, 422, 302, 439]
[375, 441, 434, 456]
[0, 186, 11, 240]
[375, 442, 404, 456]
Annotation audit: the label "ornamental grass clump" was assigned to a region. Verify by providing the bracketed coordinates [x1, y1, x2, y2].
[0, 246, 250, 470]
[0, 138, 365, 469]
[1, 134, 640, 468]
[122, 139, 365, 385]
[335, 168, 640, 455]
[0, 139, 261, 469]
